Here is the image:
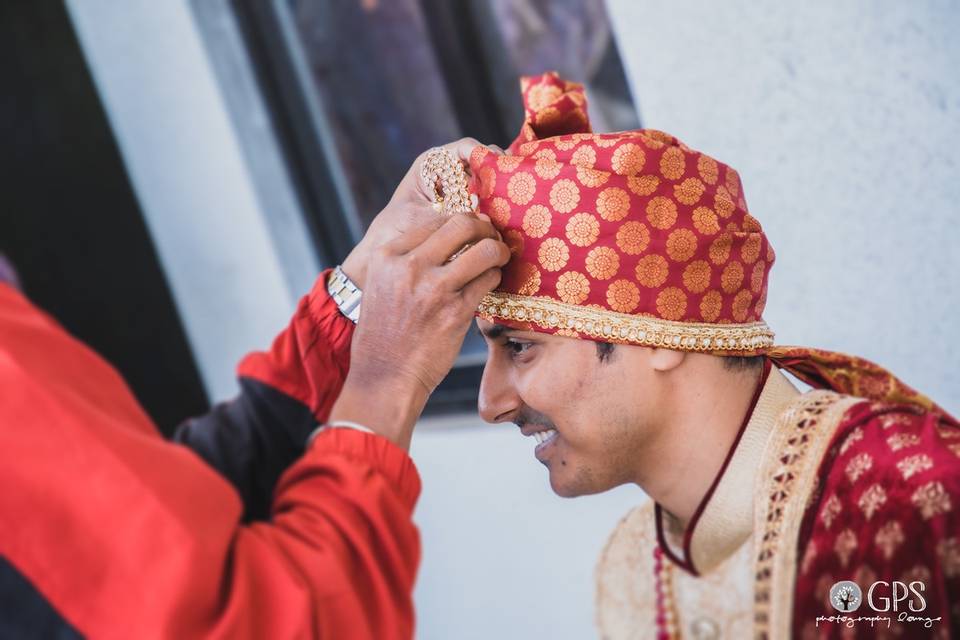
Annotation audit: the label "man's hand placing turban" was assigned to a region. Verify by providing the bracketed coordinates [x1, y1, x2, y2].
[330, 206, 510, 450]
[341, 137, 500, 290]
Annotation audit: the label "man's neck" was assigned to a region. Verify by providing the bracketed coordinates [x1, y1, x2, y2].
[638, 361, 765, 530]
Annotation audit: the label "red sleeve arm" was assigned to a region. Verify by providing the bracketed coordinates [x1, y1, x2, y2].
[0, 284, 421, 640]
[173, 269, 357, 520]
[0, 378, 421, 640]
[237, 268, 354, 422]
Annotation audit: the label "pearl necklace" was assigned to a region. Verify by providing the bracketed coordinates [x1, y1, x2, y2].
[653, 546, 680, 639]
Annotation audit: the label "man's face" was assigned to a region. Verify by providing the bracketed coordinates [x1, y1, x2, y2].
[476, 318, 664, 497]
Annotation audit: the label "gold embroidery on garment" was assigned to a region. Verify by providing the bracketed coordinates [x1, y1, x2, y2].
[858, 484, 887, 520]
[844, 452, 873, 483]
[875, 521, 905, 560]
[751, 391, 861, 640]
[686, 368, 800, 574]
[478, 292, 775, 352]
[819, 494, 842, 530]
[838, 426, 864, 454]
[937, 538, 960, 578]
[834, 529, 858, 567]
[879, 413, 913, 429]
[595, 386, 861, 640]
[887, 432, 921, 452]
[897, 454, 933, 480]
[911, 481, 952, 520]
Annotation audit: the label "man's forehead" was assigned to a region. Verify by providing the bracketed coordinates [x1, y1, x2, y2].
[475, 318, 566, 342]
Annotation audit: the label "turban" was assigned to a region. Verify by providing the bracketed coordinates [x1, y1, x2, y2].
[469, 72, 951, 419]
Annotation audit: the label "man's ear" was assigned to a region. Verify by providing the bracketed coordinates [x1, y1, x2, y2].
[649, 348, 686, 373]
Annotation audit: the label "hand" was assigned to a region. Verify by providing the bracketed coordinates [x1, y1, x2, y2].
[330, 213, 510, 449]
[341, 138, 499, 290]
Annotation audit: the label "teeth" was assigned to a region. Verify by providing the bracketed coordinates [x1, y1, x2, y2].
[532, 429, 558, 445]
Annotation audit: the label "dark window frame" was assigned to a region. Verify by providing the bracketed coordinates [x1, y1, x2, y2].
[225, 0, 637, 415]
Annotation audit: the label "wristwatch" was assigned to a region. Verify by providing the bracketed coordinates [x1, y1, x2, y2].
[326, 265, 362, 324]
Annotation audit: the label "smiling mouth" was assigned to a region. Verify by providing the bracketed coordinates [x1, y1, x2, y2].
[532, 429, 558, 445]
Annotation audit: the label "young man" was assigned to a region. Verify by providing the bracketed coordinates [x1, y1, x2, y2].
[471, 72, 959, 638]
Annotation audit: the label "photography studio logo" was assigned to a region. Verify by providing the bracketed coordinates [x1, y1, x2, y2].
[817, 580, 942, 630]
[829, 581, 862, 612]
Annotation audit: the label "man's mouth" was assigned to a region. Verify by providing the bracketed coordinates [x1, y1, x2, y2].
[531, 429, 558, 445]
[516, 411, 560, 462]
[521, 426, 559, 462]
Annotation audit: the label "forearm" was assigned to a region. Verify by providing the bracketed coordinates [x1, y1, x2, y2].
[329, 367, 430, 452]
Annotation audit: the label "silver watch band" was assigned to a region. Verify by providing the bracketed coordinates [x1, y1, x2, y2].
[327, 265, 362, 323]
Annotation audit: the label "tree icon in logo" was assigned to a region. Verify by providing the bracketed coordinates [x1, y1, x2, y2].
[829, 581, 863, 612]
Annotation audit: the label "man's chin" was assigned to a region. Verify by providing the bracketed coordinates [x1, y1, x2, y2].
[548, 471, 597, 498]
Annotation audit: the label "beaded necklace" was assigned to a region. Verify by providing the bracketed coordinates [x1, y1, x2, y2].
[653, 546, 680, 639]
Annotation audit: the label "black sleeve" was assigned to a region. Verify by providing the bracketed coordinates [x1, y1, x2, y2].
[0, 557, 83, 640]
[172, 377, 318, 522]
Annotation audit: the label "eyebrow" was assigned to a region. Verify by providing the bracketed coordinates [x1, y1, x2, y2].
[479, 323, 514, 340]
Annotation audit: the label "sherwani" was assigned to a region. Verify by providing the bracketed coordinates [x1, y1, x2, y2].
[596, 362, 960, 639]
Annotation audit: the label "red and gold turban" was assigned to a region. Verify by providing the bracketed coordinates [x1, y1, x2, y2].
[469, 71, 951, 419]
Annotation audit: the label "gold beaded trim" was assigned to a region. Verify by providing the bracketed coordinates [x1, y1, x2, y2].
[751, 391, 858, 639]
[477, 291, 775, 352]
[419, 147, 477, 214]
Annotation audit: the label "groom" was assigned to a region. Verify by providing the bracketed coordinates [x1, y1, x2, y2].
[470, 72, 959, 638]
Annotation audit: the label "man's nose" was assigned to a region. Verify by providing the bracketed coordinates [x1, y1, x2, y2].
[477, 359, 520, 424]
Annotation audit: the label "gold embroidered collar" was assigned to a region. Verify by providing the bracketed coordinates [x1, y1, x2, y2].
[655, 362, 800, 575]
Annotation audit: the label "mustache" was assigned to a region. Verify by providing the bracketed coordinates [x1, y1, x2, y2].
[514, 407, 556, 431]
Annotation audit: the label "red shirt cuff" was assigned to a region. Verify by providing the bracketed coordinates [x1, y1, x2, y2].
[237, 268, 355, 420]
[308, 428, 422, 510]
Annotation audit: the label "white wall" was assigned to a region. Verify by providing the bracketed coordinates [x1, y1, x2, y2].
[411, 416, 641, 640]
[412, 3, 959, 638]
[605, 0, 960, 413]
[66, 0, 319, 402]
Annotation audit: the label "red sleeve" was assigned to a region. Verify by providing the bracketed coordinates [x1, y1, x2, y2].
[792, 401, 960, 638]
[237, 268, 355, 422]
[0, 284, 421, 640]
[173, 269, 358, 520]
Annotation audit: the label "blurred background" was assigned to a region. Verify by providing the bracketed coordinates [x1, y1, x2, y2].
[1, 1, 957, 638]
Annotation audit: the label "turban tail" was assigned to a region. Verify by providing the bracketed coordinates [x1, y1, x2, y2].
[469, 72, 954, 422]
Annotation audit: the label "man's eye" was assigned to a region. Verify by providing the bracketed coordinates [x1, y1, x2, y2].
[505, 340, 533, 357]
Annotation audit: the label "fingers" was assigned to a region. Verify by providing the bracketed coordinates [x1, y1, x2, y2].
[414, 213, 501, 266]
[381, 204, 448, 255]
[441, 236, 511, 291]
[444, 137, 482, 163]
[459, 266, 503, 306]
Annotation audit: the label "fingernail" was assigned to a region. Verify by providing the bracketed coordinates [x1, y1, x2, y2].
[477, 213, 491, 223]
